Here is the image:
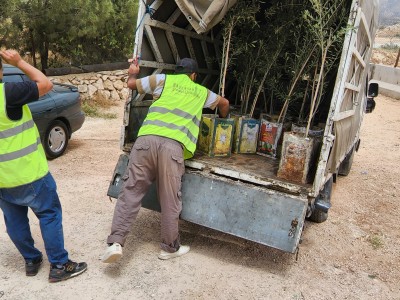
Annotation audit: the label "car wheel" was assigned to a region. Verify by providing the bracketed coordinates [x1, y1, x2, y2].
[43, 120, 69, 159]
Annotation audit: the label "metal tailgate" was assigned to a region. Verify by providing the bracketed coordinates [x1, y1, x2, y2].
[108, 153, 307, 253]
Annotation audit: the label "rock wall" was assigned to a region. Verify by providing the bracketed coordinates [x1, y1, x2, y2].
[49, 69, 130, 102]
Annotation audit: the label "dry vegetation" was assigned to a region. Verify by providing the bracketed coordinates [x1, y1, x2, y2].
[371, 23, 400, 66]
[82, 92, 119, 119]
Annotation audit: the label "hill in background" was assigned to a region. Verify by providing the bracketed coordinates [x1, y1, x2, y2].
[379, 0, 400, 26]
[372, 1, 400, 66]
[372, 23, 399, 66]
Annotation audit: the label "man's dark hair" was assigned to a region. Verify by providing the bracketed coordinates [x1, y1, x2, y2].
[175, 58, 198, 74]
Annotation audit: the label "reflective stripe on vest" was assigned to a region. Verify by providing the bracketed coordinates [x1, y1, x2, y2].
[142, 119, 197, 144]
[0, 119, 35, 139]
[0, 83, 49, 188]
[138, 74, 208, 159]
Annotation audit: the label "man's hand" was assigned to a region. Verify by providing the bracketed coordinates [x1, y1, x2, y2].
[0, 49, 22, 67]
[0, 49, 52, 97]
[127, 56, 140, 75]
[217, 97, 230, 118]
[127, 56, 140, 90]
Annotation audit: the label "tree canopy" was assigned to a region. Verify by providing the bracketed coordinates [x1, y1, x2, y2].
[0, 0, 139, 70]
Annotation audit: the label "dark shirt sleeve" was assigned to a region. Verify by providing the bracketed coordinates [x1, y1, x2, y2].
[5, 81, 39, 120]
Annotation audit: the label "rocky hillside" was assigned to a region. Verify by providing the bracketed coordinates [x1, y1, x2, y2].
[379, 0, 400, 25]
[371, 23, 400, 66]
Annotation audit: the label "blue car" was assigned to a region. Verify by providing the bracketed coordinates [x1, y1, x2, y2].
[2, 64, 85, 159]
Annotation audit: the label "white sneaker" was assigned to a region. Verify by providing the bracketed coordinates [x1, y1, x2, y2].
[101, 243, 123, 263]
[158, 245, 190, 260]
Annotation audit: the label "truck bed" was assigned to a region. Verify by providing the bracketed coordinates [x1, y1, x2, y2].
[185, 152, 312, 196]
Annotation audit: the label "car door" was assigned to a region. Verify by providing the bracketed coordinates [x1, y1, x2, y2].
[28, 91, 57, 138]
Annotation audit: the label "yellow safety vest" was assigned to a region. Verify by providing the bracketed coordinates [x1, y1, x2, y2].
[138, 74, 208, 159]
[0, 83, 48, 188]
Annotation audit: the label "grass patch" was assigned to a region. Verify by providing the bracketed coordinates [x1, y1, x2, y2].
[368, 234, 384, 250]
[292, 293, 305, 300]
[82, 92, 118, 119]
[381, 42, 400, 51]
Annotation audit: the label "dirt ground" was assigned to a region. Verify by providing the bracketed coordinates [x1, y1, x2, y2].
[1, 22, 400, 299]
[0, 93, 399, 300]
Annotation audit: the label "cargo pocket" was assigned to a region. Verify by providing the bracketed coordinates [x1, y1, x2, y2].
[170, 155, 184, 178]
[131, 142, 150, 161]
[126, 141, 150, 189]
[133, 143, 150, 151]
[170, 155, 184, 202]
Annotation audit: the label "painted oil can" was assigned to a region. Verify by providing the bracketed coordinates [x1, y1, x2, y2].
[232, 115, 260, 154]
[277, 131, 316, 184]
[257, 117, 283, 158]
[197, 114, 234, 157]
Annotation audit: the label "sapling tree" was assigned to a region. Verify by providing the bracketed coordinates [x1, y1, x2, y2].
[302, 0, 348, 136]
[219, 1, 260, 101]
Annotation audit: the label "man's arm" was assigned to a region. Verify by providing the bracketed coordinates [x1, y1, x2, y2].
[217, 97, 230, 118]
[127, 59, 140, 90]
[204, 91, 230, 118]
[0, 49, 53, 97]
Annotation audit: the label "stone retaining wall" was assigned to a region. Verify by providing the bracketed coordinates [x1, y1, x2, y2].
[49, 69, 130, 102]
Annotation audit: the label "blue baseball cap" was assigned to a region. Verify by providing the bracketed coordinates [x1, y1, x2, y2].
[175, 58, 199, 74]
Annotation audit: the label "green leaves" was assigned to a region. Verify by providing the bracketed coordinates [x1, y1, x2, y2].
[1, 0, 138, 69]
[217, 0, 350, 124]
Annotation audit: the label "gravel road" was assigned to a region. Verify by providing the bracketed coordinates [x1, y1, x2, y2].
[1, 95, 399, 300]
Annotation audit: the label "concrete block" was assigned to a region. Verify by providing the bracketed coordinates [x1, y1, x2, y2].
[370, 80, 400, 99]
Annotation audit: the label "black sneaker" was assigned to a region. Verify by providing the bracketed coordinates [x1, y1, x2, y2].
[25, 256, 43, 276]
[48, 260, 87, 283]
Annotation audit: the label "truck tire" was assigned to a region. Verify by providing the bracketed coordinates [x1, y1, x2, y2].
[308, 177, 333, 223]
[338, 146, 355, 176]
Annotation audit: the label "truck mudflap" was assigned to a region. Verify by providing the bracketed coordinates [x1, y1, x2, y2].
[108, 154, 307, 253]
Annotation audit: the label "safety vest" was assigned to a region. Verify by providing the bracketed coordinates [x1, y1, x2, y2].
[0, 83, 48, 188]
[138, 74, 208, 159]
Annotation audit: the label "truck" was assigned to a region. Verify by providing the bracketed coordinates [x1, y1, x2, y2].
[107, 0, 380, 253]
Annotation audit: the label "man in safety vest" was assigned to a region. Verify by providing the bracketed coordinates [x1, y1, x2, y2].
[0, 49, 87, 282]
[102, 58, 229, 263]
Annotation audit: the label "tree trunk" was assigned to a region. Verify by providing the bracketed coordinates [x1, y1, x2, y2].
[40, 39, 49, 72]
[395, 48, 400, 68]
[29, 29, 37, 68]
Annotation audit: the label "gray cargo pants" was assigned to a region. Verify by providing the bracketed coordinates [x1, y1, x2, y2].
[107, 135, 185, 253]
